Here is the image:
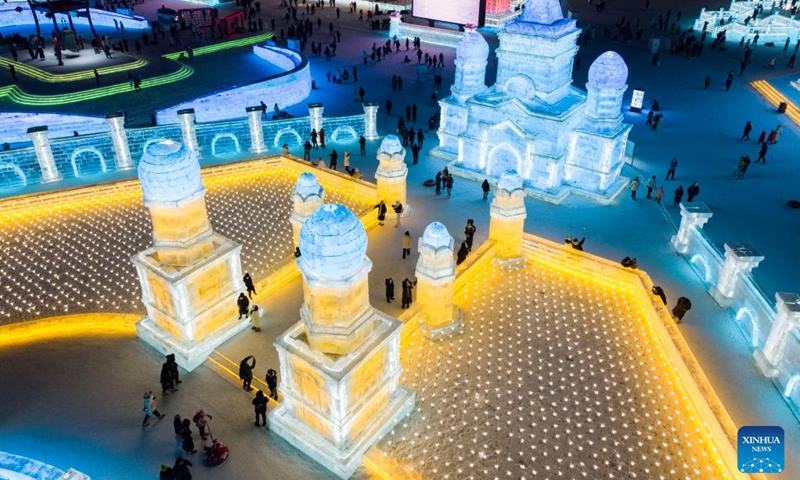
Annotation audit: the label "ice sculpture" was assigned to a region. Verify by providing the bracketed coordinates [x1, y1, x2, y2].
[270, 203, 415, 479]
[132, 139, 246, 371]
[290, 172, 325, 249]
[489, 169, 527, 259]
[416, 222, 463, 339]
[375, 135, 409, 217]
[435, 0, 632, 203]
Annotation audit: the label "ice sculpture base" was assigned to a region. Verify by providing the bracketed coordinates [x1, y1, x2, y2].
[753, 349, 780, 378]
[270, 387, 415, 479]
[136, 314, 250, 372]
[419, 305, 464, 341]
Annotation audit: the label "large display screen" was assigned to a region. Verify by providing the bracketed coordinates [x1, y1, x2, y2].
[412, 0, 486, 27]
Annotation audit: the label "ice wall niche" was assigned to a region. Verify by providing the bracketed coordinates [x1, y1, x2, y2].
[132, 139, 246, 371]
[269, 203, 415, 479]
[434, 0, 632, 204]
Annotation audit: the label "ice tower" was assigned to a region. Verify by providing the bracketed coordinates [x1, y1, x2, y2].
[435, 0, 632, 203]
[132, 140, 246, 371]
[290, 172, 325, 249]
[270, 203, 415, 479]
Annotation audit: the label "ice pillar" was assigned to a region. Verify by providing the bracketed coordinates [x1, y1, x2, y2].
[754, 293, 800, 377]
[289, 172, 325, 250]
[709, 243, 764, 308]
[308, 102, 324, 133]
[27, 126, 62, 183]
[363, 102, 379, 140]
[132, 139, 246, 371]
[670, 203, 713, 255]
[270, 204, 415, 479]
[489, 170, 527, 259]
[375, 135, 409, 217]
[106, 112, 133, 170]
[177, 109, 200, 157]
[389, 11, 402, 39]
[246, 106, 266, 154]
[415, 222, 463, 339]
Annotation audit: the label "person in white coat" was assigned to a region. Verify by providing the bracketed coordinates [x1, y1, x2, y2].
[142, 391, 164, 427]
[250, 305, 261, 332]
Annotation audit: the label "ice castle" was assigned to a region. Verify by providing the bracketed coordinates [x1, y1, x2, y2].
[434, 0, 633, 203]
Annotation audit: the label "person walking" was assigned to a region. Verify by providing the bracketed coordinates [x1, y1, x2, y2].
[173, 457, 193, 480]
[359, 135, 366, 155]
[319, 128, 326, 148]
[456, 242, 469, 265]
[739, 121, 752, 140]
[665, 158, 678, 180]
[646, 175, 656, 199]
[243, 273, 256, 299]
[402, 231, 412, 259]
[464, 219, 476, 252]
[401, 278, 414, 308]
[384, 277, 395, 303]
[434, 171, 442, 195]
[767, 130, 776, 144]
[160, 359, 175, 394]
[630, 176, 640, 199]
[673, 185, 684, 207]
[704, 75, 711, 90]
[237, 293, 250, 319]
[374, 200, 387, 226]
[392, 201, 404, 227]
[142, 391, 165, 427]
[725, 72, 733, 91]
[173, 414, 184, 448]
[343, 151, 350, 172]
[773, 124, 782, 143]
[481, 179, 490, 200]
[687, 181, 700, 202]
[250, 305, 261, 332]
[755, 141, 768, 163]
[385, 99, 393, 115]
[445, 174, 454, 198]
[329, 149, 338, 170]
[193, 409, 212, 440]
[180, 419, 196, 455]
[768, 57, 776, 70]
[655, 185, 664, 203]
[311, 129, 318, 148]
[790, 53, 796, 68]
[239, 356, 256, 391]
[265, 368, 279, 400]
[253, 390, 268, 427]
[303, 140, 312, 161]
[411, 144, 420, 165]
[757, 130, 766, 144]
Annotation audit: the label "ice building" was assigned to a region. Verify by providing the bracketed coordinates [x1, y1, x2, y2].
[132, 139, 246, 371]
[270, 203, 415, 479]
[434, 0, 632, 203]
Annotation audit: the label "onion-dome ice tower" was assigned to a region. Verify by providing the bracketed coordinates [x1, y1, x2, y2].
[375, 134, 409, 217]
[415, 222, 463, 339]
[132, 139, 246, 371]
[290, 172, 325, 249]
[270, 203, 415, 479]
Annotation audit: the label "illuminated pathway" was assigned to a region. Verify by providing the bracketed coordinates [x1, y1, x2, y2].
[0, 158, 375, 322]
[382, 242, 742, 479]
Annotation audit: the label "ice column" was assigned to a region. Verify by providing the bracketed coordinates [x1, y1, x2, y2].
[177, 109, 200, 157]
[451, 25, 489, 103]
[132, 139, 246, 371]
[289, 172, 325, 249]
[246, 106, 266, 154]
[416, 222, 463, 339]
[27, 126, 62, 183]
[670, 203, 713, 254]
[308, 102, 324, 133]
[270, 204, 415, 479]
[363, 102, 379, 140]
[389, 11, 402, 39]
[375, 135, 409, 217]
[105, 112, 133, 170]
[754, 293, 800, 377]
[709, 243, 764, 308]
[489, 169, 527, 259]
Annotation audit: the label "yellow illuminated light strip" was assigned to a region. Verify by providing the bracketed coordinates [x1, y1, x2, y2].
[0, 313, 138, 347]
[207, 351, 280, 405]
[161, 32, 274, 60]
[751, 79, 800, 126]
[0, 56, 148, 82]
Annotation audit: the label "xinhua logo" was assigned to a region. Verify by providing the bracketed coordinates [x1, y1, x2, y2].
[738, 426, 784, 474]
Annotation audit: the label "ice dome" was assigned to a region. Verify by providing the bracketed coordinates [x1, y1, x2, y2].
[520, 0, 563, 24]
[422, 222, 453, 250]
[298, 203, 368, 279]
[455, 29, 489, 63]
[138, 139, 204, 206]
[379, 135, 404, 155]
[588, 51, 629, 90]
[293, 172, 323, 199]
[498, 169, 523, 192]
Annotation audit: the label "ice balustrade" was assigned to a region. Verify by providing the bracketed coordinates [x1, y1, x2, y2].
[693, 3, 800, 42]
[389, 12, 465, 48]
[672, 202, 800, 421]
[0, 111, 366, 194]
[0, 3, 148, 31]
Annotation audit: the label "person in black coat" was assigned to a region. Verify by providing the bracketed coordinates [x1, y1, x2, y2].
[237, 293, 250, 319]
[481, 179, 490, 200]
[239, 355, 256, 391]
[166, 354, 181, 385]
[401, 278, 414, 308]
[385, 277, 395, 303]
[160, 464, 175, 480]
[374, 200, 387, 226]
[456, 242, 469, 265]
[434, 171, 442, 195]
[252, 390, 269, 426]
[243, 272, 256, 299]
[180, 420, 196, 455]
[160, 362, 174, 394]
[672, 296, 692, 323]
[464, 219, 476, 252]
[652, 285, 667, 305]
[687, 182, 700, 202]
[673, 185, 684, 207]
[173, 456, 193, 480]
[571, 237, 585, 251]
[265, 368, 279, 400]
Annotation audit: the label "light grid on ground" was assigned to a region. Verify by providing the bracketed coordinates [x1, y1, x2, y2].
[381, 254, 727, 479]
[0, 160, 375, 323]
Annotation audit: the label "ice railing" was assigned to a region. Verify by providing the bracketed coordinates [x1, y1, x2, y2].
[672, 201, 800, 422]
[693, 5, 800, 42]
